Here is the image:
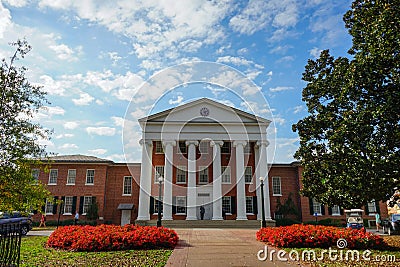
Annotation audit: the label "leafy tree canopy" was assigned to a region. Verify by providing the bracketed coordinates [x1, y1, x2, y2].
[293, 0, 400, 208]
[0, 39, 51, 212]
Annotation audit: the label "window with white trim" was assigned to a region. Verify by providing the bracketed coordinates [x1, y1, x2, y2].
[154, 166, 165, 183]
[176, 196, 186, 214]
[155, 141, 164, 153]
[83, 196, 93, 215]
[368, 200, 377, 213]
[199, 141, 208, 154]
[45, 199, 53, 214]
[67, 169, 76, 185]
[246, 196, 253, 214]
[221, 142, 230, 153]
[272, 176, 282, 195]
[86, 169, 95, 184]
[48, 169, 58, 185]
[312, 198, 322, 215]
[123, 176, 132, 195]
[222, 196, 231, 214]
[64, 196, 73, 214]
[178, 141, 187, 154]
[245, 166, 252, 183]
[199, 167, 208, 184]
[176, 166, 186, 184]
[32, 169, 39, 184]
[331, 205, 341, 216]
[221, 166, 231, 183]
[154, 196, 163, 214]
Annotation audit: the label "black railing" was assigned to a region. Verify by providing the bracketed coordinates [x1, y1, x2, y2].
[0, 223, 22, 267]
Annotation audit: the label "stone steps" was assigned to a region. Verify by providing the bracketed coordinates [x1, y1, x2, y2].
[135, 219, 275, 228]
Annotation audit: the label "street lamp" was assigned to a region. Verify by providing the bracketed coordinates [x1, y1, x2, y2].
[260, 177, 266, 228]
[157, 176, 164, 227]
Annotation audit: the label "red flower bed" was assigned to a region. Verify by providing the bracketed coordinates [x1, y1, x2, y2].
[256, 224, 386, 249]
[47, 224, 179, 251]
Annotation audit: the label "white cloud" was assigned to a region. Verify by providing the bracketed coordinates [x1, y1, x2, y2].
[168, 95, 184, 105]
[273, 117, 286, 125]
[86, 126, 116, 136]
[64, 121, 79, 130]
[88, 148, 107, 155]
[229, 0, 298, 35]
[276, 55, 295, 63]
[309, 47, 322, 58]
[111, 116, 125, 127]
[55, 133, 74, 139]
[269, 86, 294, 92]
[293, 105, 305, 114]
[0, 3, 11, 38]
[72, 92, 94, 106]
[34, 106, 65, 120]
[4, 0, 28, 7]
[59, 143, 78, 149]
[49, 43, 82, 62]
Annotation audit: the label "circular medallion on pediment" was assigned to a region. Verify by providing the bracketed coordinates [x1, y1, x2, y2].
[200, 107, 209, 117]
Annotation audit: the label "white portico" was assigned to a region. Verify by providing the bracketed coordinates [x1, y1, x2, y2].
[136, 98, 272, 223]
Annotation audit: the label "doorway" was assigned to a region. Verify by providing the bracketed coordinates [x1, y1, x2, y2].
[121, 210, 131, 226]
[197, 192, 212, 220]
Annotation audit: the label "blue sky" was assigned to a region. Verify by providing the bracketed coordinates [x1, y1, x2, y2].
[0, 0, 352, 163]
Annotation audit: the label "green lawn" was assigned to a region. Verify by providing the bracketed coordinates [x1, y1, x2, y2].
[20, 236, 173, 267]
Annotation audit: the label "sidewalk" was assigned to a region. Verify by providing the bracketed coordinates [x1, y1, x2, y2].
[165, 228, 291, 267]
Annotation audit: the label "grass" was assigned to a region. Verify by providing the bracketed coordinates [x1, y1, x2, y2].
[20, 236, 173, 267]
[277, 236, 400, 267]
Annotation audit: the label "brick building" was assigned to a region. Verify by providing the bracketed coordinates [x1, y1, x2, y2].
[33, 98, 388, 227]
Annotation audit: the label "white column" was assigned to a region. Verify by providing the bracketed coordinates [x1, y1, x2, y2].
[211, 140, 224, 220]
[137, 139, 153, 221]
[234, 140, 247, 220]
[162, 140, 175, 220]
[254, 144, 261, 220]
[258, 140, 271, 220]
[186, 140, 198, 220]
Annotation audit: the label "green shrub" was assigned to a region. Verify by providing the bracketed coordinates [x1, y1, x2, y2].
[275, 218, 301, 226]
[304, 218, 343, 227]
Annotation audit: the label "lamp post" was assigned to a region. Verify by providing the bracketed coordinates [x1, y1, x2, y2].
[157, 176, 163, 227]
[260, 177, 266, 228]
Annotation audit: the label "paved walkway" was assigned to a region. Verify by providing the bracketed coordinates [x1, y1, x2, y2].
[166, 228, 291, 267]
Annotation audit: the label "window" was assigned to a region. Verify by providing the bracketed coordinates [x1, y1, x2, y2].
[199, 141, 208, 154]
[176, 166, 186, 184]
[123, 176, 132, 195]
[199, 167, 208, 184]
[221, 142, 231, 153]
[155, 141, 164, 153]
[67, 169, 76, 185]
[32, 169, 39, 184]
[176, 196, 186, 214]
[45, 199, 54, 215]
[48, 169, 58, 184]
[367, 200, 377, 214]
[86, 169, 95, 184]
[154, 197, 163, 214]
[64, 196, 73, 214]
[155, 166, 165, 183]
[221, 166, 231, 183]
[331, 205, 341, 216]
[178, 141, 187, 154]
[222, 196, 231, 214]
[244, 143, 251, 154]
[245, 166, 252, 183]
[83, 196, 93, 214]
[312, 198, 322, 215]
[272, 177, 282, 195]
[246, 196, 253, 214]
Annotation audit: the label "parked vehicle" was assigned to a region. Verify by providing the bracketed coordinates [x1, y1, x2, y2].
[382, 214, 400, 235]
[0, 212, 33, 235]
[344, 209, 364, 230]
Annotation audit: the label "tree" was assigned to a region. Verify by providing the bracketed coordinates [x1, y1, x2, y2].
[292, 1, 400, 208]
[0, 39, 51, 212]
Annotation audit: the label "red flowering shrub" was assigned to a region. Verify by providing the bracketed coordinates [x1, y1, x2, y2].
[256, 224, 386, 249]
[47, 224, 179, 251]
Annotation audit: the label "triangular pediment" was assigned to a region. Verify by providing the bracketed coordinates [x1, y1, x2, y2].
[138, 98, 270, 126]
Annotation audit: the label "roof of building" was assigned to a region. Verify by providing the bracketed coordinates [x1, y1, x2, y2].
[45, 154, 114, 164]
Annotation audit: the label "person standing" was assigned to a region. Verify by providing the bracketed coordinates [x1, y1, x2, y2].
[39, 214, 46, 227]
[200, 206, 205, 220]
[375, 213, 381, 232]
[74, 212, 79, 225]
